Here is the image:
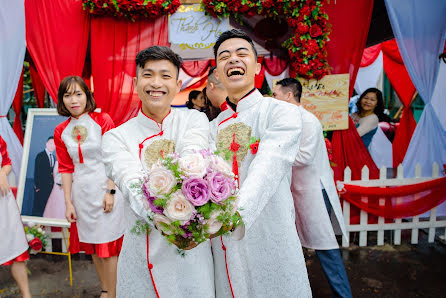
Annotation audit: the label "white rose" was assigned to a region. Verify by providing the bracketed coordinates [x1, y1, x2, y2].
[37, 228, 43, 233]
[207, 211, 223, 235]
[153, 215, 173, 235]
[147, 167, 176, 196]
[179, 153, 209, 178]
[26, 234, 34, 242]
[28, 222, 35, 228]
[209, 155, 233, 177]
[164, 191, 195, 224]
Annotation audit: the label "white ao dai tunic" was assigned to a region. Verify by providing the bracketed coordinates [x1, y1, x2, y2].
[54, 112, 124, 244]
[209, 90, 312, 297]
[0, 136, 28, 264]
[102, 109, 215, 298]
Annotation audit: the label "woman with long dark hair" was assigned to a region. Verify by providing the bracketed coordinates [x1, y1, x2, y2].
[185, 90, 206, 111]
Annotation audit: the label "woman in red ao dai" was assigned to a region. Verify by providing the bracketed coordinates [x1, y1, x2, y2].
[54, 76, 124, 298]
[0, 136, 31, 298]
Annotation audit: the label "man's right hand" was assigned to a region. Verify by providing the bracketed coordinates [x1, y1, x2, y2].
[65, 204, 77, 223]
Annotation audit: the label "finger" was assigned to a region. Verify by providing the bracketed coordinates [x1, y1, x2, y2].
[103, 199, 106, 210]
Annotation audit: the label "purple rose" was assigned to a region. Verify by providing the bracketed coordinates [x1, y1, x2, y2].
[207, 172, 234, 204]
[182, 177, 210, 206]
[143, 181, 164, 214]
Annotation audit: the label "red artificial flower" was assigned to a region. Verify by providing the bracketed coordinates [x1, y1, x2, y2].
[304, 39, 319, 56]
[249, 140, 259, 154]
[309, 24, 322, 38]
[300, 5, 310, 17]
[297, 22, 309, 35]
[29, 238, 43, 251]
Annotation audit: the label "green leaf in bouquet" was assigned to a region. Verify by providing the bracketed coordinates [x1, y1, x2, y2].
[153, 199, 166, 207]
[131, 220, 151, 236]
[197, 203, 212, 219]
[171, 220, 181, 228]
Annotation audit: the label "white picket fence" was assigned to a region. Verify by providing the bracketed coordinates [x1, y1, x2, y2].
[340, 163, 446, 247]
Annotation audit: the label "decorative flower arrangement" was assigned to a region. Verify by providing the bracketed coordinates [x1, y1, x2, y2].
[201, 0, 330, 80]
[82, 0, 181, 20]
[24, 222, 48, 254]
[131, 150, 243, 251]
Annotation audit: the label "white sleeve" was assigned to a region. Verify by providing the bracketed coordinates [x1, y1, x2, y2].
[238, 104, 302, 231]
[356, 114, 379, 137]
[293, 115, 322, 167]
[179, 110, 210, 154]
[102, 129, 153, 224]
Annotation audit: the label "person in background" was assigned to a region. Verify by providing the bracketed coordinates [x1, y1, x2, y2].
[185, 90, 206, 111]
[32, 136, 55, 217]
[54, 76, 125, 298]
[351, 88, 385, 148]
[0, 136, 32, 298]
[273, 78, 352, 298]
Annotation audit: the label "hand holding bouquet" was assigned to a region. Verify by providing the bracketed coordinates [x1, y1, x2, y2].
[132, 150, 242, 250]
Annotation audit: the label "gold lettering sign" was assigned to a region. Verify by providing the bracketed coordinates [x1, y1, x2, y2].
[299, 74, 350, 131]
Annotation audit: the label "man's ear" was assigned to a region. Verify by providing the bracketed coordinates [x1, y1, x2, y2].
[176, 79, 183, 93]
[133, 77, 137, 87]
[255, 61, 261, 75]
[209, 82, 215, 90]
[214, 67, 221, 81]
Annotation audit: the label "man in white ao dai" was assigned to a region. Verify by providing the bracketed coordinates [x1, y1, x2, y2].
[102, 46, 214, 298]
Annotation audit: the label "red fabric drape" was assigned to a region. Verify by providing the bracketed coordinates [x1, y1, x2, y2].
[182, 61, 211, 77]
[29, 61, 46, 108]
[326, 0, 379, 181]
[25, 0, 89, 103]
[90, 16, 169, 125]
[263, 55, 288, 76]
[382, 40, 417, 168]
[339, 177, 446, 218]
[12, 70, 24, 144]
[360, 44, 382, 67]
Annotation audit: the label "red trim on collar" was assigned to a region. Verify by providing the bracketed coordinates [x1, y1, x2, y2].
[220, 102, 229, 112]
[140, 108, 171, 128]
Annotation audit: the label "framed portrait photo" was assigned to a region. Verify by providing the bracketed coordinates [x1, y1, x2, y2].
[16, 108, 69, 226]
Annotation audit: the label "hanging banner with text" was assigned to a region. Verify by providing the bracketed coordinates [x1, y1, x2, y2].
[298, 74, 350, 131]
[169, 4, 228, 52]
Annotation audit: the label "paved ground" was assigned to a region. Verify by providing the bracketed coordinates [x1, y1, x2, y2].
[1, 232, 445, 297]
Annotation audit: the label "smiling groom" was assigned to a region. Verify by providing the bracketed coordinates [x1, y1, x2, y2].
[101, 46, 215, 298]
[209, 29, 312, 297]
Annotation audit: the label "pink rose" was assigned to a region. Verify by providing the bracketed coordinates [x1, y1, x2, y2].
[179, 153, 209, 178]
[146, 167, 176, 196]
[153, 215, 173, 235]
[207, 211, 223, 234]
[207, 172, 234, 204]
[164, 191, 195, 224]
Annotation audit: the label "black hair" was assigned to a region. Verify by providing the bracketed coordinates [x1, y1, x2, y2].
[135, 46, 183, 78]
[57, 76, 96, 117]
[356, 88, 385, 119]
[186, 90, 202, 109]
[213, 29, 258, 60]
[276, 78, 303, 102]
[47, 136, 54, 141]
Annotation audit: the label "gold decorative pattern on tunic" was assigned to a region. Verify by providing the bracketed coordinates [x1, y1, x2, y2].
[217, 122, 252, 162]
[144, 139, 176, 168]
[71, 125, 88, 145]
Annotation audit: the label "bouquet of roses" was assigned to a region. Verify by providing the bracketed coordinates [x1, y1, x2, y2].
[132, 150, 242, 250]
[24, 222, 48, 254]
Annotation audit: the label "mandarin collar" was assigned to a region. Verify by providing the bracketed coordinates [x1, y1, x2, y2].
[71, 112, 89, 121]
[136, 108, 172, 131]
[234, 89, 262, 112]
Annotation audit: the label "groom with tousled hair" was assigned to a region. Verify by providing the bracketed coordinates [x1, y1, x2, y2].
[102, 46, 215, 298]
[209, 29, 311, 297]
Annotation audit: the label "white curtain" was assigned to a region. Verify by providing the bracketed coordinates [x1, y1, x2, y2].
[354, 51, 383, 95]
[431, 60, 446, 132]
[368, 127, 393, 169]
[0, 0, 26, 181]
[385, 0, 446, 177]
[265, 67, 289, 92]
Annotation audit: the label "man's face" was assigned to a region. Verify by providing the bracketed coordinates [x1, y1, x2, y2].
[134, 59, 182, 115]
[272, 85, 292, 103]
[46, 139, 55, 152]
[214, 38, 261, 96]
